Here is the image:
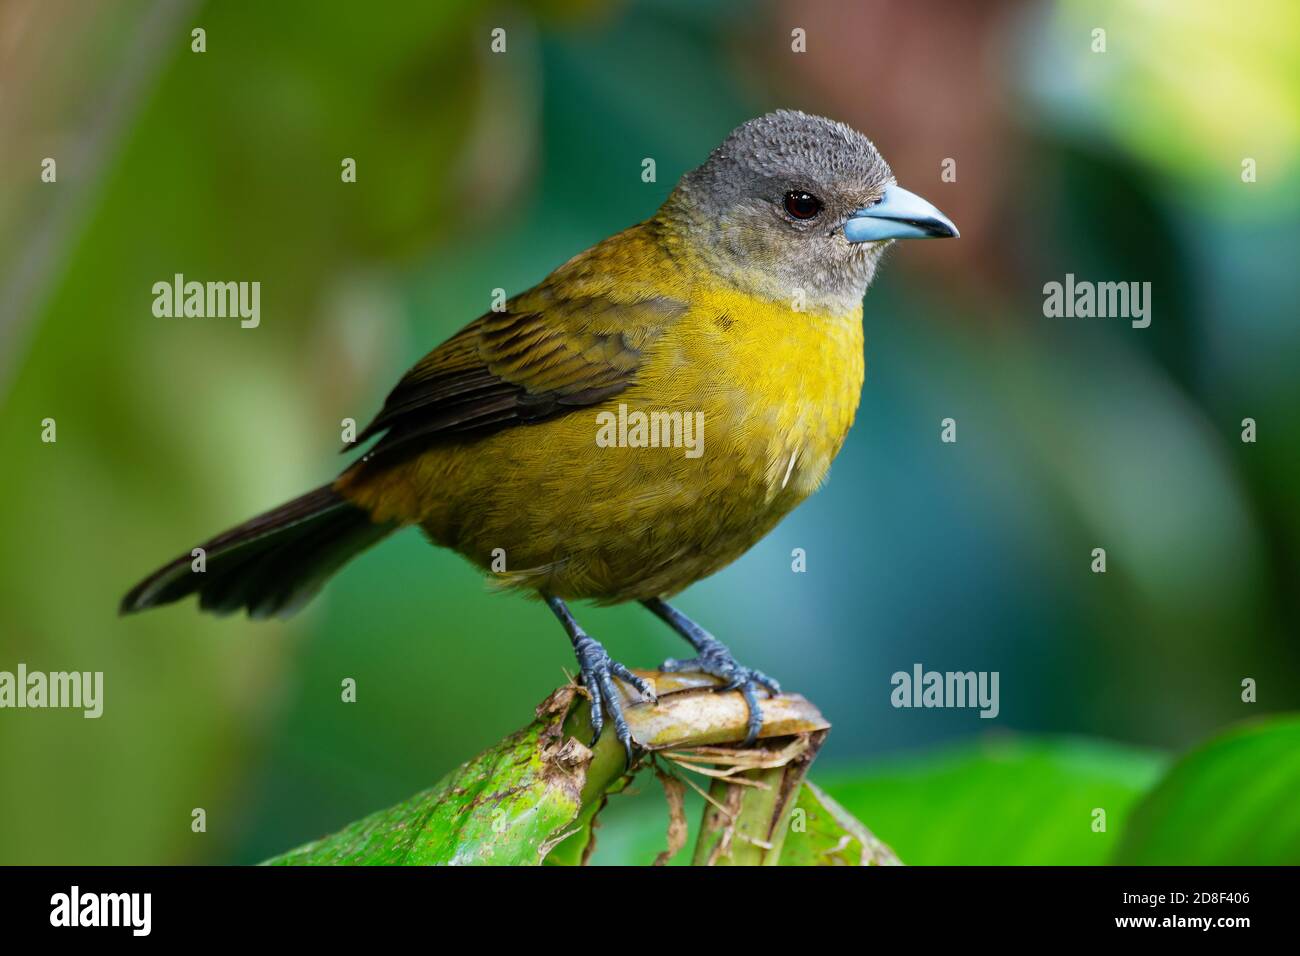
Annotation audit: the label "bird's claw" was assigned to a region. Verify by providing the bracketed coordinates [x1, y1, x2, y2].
[573, 635, 654, 767]
[661, 638, 779, 746]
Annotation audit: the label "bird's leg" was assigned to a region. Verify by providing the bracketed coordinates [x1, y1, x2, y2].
[641, 597, 780, 746]
[543, 593, 654, 767]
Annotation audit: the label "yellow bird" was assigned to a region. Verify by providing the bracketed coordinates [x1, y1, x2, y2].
[122, 110, 958, 760]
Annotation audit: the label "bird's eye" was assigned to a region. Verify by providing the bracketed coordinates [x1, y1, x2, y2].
[783, 191, 822, 220]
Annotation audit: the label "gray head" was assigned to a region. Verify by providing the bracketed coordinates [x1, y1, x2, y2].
[660, 110, 957, 316]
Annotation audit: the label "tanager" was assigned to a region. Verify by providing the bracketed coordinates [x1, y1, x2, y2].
[122, 110, 958, 760]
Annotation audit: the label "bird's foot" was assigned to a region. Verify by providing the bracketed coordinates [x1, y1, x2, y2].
[573, 635, 655, 767]
[661, 637, 781, 746]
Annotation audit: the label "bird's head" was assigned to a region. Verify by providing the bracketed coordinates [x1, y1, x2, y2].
[660, 109, 957, 317]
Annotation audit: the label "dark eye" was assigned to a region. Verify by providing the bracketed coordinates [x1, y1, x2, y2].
[783, 191, 822, 220]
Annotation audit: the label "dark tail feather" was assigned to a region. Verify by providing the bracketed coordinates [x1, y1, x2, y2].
[120, 484, 398, 619]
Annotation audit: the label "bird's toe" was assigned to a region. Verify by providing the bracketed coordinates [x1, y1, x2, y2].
[574, 635, 645, 766]
[658, 641, 778, 746]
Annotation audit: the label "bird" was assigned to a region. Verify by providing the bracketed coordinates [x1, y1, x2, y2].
[121, 110, 958, 763]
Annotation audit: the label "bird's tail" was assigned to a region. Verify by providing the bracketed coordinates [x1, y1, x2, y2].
[120, 484, 399, 618]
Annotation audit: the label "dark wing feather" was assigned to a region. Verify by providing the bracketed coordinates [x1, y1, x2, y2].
[351, 293, 686, 461]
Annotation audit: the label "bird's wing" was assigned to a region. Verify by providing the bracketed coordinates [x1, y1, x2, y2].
[350, 285, 687, 461]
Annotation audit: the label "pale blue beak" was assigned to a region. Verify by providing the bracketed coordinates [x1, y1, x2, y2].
[844, 184, 959, 242]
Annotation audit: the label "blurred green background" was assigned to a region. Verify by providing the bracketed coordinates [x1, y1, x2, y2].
[1, 0, 1298, 865]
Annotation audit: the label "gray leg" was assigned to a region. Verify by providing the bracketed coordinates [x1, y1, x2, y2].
[544, 593, 654, 766]
[642, 597, 780, 746]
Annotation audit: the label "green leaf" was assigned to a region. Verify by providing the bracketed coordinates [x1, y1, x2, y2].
[780, 781, 901, 866]
[1114, 715, 1300, 865]
[818, 737, 1165, 865]
[264, 688, 595, 865]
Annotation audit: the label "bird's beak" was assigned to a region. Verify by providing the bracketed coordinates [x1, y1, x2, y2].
[844, 184, 959, 242]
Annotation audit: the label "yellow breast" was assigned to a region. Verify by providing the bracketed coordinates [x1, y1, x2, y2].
[655, 285, 865, 505]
